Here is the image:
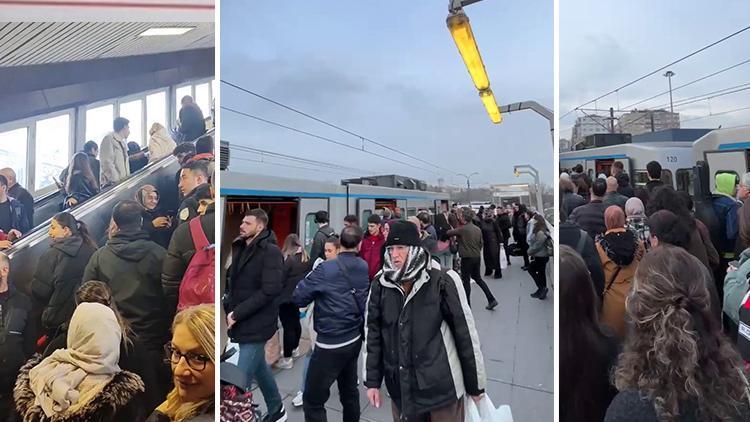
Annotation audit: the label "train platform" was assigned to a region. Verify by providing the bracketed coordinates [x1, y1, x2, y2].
[230, 254, 554, 421]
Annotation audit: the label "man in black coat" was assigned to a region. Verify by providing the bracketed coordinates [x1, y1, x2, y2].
[568, 178, 608, 240]
[178, 96, 207, 143]
[224, 208, 287, 422]
[0, 168, 33, 230]
[83, 200, 169, 352]
[162, 200, 215, 317]
[309, 210, 336, 262]
[0, 252, 31, 419]
[480, 210, 503, 279]
[177, 160, 212, 226]
[364, 221, 487, 419]
[293, 226, 369, 421]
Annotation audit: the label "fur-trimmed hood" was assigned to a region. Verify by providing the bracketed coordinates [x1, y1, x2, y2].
[14, 354, 145, 422]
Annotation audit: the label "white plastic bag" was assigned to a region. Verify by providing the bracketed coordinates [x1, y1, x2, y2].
[499, 246, 508, 269]
[465, 396, 513, 422]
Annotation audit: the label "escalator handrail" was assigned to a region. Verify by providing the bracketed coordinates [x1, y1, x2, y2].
[7, 128, 214, 258]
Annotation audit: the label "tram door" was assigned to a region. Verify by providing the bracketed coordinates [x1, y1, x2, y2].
[299, 198, 329, 256]
[595, 159, 614, 177]
[585, 159, 596, 180]
[357, 199, 375, 225]
[706, 151, 747, 192]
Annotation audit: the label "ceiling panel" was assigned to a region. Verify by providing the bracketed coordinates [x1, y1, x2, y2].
[0, 21, 214, 67]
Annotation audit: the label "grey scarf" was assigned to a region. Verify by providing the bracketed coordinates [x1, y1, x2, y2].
[382, 246, 429, 285]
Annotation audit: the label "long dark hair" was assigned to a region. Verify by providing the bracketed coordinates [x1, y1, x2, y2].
[52, 212, 97, 249]
[560, 245, 618, 422]
[66, 152, 99, 193]
[75, 280, 133, 349]
[614, 245, 750, 421]
[646, 185, 696, 231]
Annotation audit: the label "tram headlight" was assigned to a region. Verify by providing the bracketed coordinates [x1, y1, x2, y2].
[479, 89, 502, 124]
[447, 10, 490, 92]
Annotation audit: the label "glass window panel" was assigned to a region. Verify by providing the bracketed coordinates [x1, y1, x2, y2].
[0, 128, 28, 188]
[195, 83, 210, 119]
[86, 104, 114, 145]
[35, 114, 70, 190]
[146, 91, 167, 133]
[175, 85, 192, 121]
[119, 99, 143, 147]
[304, 213, 317, 256]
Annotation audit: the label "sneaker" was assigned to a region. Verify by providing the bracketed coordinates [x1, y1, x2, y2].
[275, 357, 293, 370]
[530, 289, 542, 298]
[292, 391, 304, 407]
[484, 270, 493, 276]
[493, 272, 502, 279]
[292, 347, 304, 358]
[486, 299, 498, 311]
[262, 405, 287, 422]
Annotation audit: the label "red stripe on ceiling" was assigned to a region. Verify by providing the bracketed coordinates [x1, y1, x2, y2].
[0, 0, 214, 9]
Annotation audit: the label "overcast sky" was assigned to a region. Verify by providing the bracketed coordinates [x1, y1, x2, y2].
[561, 0, 750, 139]
[221, 0, 552, 188]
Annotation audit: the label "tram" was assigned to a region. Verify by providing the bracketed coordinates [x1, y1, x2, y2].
[692, 125, 750, 192]
[560, 142, 694, 192]
[0, 22, 216, 293]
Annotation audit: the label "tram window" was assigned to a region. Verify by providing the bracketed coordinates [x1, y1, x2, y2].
[676, 169, 693, 194]
[119, 99, 143, 147]
[35, 114, 70, 191]
[661, 170, 673, 187]
[86, 104, 114, 143]
[195, 83, 211, 117]
[633, 171, 648, 187]
[175, 85, 192, 121]
[361, 209, 372, 225]
[146, 91, 167, 131]
[0, 128, 28, 187]
[304, 212, 317, 255]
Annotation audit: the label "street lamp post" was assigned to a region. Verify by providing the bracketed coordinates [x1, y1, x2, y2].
[664, 70, 675, 113]
[513, 164, 544, 211]
[499, 101, 555, 149]
[458, 172, 479, 203]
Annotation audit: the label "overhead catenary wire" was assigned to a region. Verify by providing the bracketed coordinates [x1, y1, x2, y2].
[682, 105, 750, 123]
[232, 156, 361, 177]
[561, 25, 750, 119]
[229, 143, 380, 175]
[221, 105, 443, 176]
[221, 79, 458, 175]
[622, 57, 750, 110]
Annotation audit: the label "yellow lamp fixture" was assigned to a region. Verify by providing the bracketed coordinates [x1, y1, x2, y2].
[447, 10, 490, 91]
[479, 89, 502, 124]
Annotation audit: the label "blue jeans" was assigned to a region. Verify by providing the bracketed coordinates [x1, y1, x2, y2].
[238, 342, 282, 414]
[299, 353, 312, 392]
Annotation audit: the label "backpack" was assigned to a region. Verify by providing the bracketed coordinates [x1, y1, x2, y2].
[177, 217, 215, 311]
[545, 233, 554, 256]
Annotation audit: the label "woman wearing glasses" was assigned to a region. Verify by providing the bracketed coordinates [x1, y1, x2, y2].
[147, 304, 215, 421]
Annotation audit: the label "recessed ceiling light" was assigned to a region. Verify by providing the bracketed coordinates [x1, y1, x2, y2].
[139, 27, 195, 36]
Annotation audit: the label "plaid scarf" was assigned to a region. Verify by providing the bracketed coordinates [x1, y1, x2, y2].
[382, 246, 429, 285]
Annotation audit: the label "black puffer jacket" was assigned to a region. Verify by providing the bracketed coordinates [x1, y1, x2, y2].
[141, 208, 175, 249]
[176, 183, 212, 226]
[31, 236, 96, 334]
[225, 229, 283, 344]
[281, 252, 313, 303]
[480, 218, 502, 270]
[496, 214, 511, 241]
[14, 354, 147, 422]
[162, 204, 214, 316]
[364, 264, 486, 415]
[83, 229, 168, 350]
[0, 283, 30, 398]
[293, 252, 369, 345]
[568, 200, 608, 240]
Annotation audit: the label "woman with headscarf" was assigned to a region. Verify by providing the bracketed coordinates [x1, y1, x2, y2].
[14, 301, 146, 421]
[624, 197, 651, 252]
[604, 246, 750, 421]
[148, 123, 177, 163]
[135, 185, 175, 249]
[147, 304, 214, 421]
[597, 205, 645, 339]
[480, 209, 503, 279]
[31, 212, 97, 351]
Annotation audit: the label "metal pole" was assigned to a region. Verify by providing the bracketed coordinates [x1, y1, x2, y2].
[664, 71, 675, 113]
[609, 107, 615, 133]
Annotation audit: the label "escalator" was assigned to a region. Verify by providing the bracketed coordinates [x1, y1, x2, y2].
[6, 128, 214, 296]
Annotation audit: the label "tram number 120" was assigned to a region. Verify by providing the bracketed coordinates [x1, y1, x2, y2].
[666, 156, 678, 163]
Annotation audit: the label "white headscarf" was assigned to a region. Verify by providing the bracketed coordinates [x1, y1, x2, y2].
[29, 302, 122, 417]
[148, 122, 177, 162]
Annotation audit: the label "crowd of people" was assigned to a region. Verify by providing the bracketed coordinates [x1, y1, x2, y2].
[0, 96, 210, 252]
[0, 112, 216, 421]
[223, 201, 551, 421]
[560, 160, 750, 421]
